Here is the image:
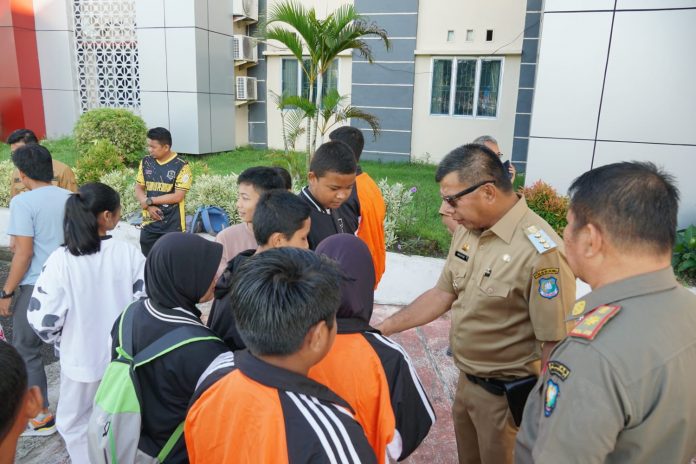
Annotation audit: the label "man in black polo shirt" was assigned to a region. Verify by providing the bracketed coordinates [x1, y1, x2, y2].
[134, 127, 192, 256]
[298, 141, 357, 249]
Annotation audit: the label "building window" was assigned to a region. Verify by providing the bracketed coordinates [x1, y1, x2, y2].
[281, 58, 338, 101]
[430, 58, 502, 118]
[73, 0, 140, 112]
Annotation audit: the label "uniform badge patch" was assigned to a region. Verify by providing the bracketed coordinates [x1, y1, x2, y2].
[167, 170, 176, 180]
[571, 300, 586, 317]
[547, 361, 571, 381]
[544, 379, 559, 417]
[538, 277, 559, 299]
[569, 305, 621, 340]
[533, 268, 559, 279]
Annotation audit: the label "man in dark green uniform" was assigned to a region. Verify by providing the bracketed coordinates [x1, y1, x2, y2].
[516, 161, 696, 463]
[134, 127, 192, 256]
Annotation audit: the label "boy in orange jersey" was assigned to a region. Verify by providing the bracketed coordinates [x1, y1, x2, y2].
[185, 248, 376, 463]
[331, 126, 387, 287]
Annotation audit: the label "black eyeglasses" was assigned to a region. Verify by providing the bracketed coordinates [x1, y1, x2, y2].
[442, 180, 496, 207]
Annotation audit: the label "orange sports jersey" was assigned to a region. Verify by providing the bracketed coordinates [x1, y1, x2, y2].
[355, 173, 386, 288]
[185, 351, 377, 464]
[309, 329, 435, 462]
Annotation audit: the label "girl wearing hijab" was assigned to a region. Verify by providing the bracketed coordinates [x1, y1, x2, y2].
[27, 183, 145, 463]
[108, 232, 230, 463]
[309, 234, 436, 464]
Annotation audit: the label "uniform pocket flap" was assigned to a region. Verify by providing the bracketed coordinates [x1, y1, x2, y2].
[478, 278, 511, 298]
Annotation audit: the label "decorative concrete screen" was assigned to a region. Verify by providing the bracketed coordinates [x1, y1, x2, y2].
[73, 0, 140, 112]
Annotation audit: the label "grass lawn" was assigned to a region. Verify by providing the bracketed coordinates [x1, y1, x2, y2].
[0, 139, 525, 256]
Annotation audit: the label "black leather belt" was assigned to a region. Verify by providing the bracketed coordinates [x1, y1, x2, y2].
[465, 374, 506, 396]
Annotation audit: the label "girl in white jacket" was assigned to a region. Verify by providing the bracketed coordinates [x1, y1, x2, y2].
[28, 182, 145, 463]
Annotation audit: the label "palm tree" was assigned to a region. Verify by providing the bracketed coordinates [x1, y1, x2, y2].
[262, 1, 390, 168]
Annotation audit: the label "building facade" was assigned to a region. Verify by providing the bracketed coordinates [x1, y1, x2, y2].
[525, 0, 696, 227]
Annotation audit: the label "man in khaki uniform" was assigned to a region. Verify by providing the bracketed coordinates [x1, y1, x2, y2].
[516, 162, 696, 463]
[6, 129, 77, 197]
[378, 144, 575, 464]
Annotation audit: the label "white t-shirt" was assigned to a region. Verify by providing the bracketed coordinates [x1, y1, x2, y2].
[28, 238, 146, 382]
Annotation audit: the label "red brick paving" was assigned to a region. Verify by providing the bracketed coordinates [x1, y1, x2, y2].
[372, 305, 459, 464]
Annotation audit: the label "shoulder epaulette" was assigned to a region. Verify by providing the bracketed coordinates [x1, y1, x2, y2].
[569, 305, 621, 340]
[525, 226, 557, 254]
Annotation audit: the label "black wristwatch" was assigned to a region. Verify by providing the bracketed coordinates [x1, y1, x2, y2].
[0, 289, 14, 299]
[145, 197, 153, 207]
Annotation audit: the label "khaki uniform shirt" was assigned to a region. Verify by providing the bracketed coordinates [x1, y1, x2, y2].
[436, 196, 575, 378]
[11, 160, 78, 197]
[516, 267, 696, 464]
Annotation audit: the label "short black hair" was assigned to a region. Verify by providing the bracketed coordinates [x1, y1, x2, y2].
[238, 166, 286, 193]
[272, 166, 293, 190]
[231, 248, 341, 356]
[434, 143, 512, 193]
[329, 126, 364, 162]
[568, 161, 679, 254]
[253, 190, 311, 245]
[0, 341, 27, 442]
[147, 127, 172, 147]
[309, 140, 357, 177]
[6, 129, 38, 146]
[11, 144, 53, 183]
[64, 183, 121, 256]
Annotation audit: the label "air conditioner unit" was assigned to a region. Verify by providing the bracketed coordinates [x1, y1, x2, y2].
[236, 76, 257, 101]
[231, 0, 258, 22]
[233, 35, 258, 63]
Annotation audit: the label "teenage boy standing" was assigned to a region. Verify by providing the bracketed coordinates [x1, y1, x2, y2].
[298, 141, 357, 249]
[135, 127, 192, 256]
[0, 144, 71, 436]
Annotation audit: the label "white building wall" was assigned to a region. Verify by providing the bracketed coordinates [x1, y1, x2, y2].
[526, 0, 696, 227]
[136, 0, 235, 154]
[33, 0, 81, 138]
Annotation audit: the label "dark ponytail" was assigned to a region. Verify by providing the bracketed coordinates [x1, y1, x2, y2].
[64, 182, 121, 256]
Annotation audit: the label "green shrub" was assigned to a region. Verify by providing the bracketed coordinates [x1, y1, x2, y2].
[100, 168, 138, 216]
[0, 160, 15, 207]
[377, 179, 416, 249]
[76, 139, 125, 185]
[74, 108, 147, 166]
[520, 181, 569, 237]
[186, 174, 240, 224]
[673, 225, 696, 284]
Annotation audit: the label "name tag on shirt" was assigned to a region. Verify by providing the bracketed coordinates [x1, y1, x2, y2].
[455, 251, 469, 262]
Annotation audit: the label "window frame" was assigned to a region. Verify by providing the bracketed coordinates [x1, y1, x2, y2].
[280, 57, 340, 103]
[429, 56, 504, 119]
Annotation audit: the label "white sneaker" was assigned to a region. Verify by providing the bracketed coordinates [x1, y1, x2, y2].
[21, 412, 57, 437]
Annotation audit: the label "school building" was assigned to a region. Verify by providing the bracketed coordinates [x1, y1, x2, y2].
[1, 0, 694, 225]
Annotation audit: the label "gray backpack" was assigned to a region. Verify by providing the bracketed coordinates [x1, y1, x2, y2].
[87, 303, 219, 463]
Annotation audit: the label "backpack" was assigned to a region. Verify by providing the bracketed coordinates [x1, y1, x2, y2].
[87, 303, 220, 464]
[188, 206, 230, 236]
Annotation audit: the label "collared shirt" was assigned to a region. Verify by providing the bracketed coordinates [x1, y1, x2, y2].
[516, 267, 696, 464]
[435, 195, 575, 378]
[299, 186, 352, 250]
[185, 351, 377, 464]
[136, 153, 192, 232]
[11, 160, 77, 198]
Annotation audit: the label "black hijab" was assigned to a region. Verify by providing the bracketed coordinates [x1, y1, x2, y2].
[316, 234, 375, 331]
[145, 232, 222, 316]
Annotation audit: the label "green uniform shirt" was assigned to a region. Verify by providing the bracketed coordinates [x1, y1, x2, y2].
[516, 267, 696, 463]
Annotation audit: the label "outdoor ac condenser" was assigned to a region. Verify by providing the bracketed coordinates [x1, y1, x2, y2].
[231, 0, 259, 22]
[233, 35, 258, 63]
[236, 76, 258, 101]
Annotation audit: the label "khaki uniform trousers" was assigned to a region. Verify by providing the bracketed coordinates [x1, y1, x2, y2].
[453, 371, 518, 464]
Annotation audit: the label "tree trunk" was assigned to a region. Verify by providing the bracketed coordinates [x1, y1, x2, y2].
[311, 70, 324, 156]
[305, 77, 314, 172]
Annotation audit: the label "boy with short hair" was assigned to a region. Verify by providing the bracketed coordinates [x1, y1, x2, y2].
[299, 140, 357, 249]
[214, 166, 286, 275]
[6, 128, 77, 198]
[135, 127, 192, 256]
[0, 144, 72, 436]
[207, 190, 312, 349]
[331, 126, 387, 287]
[0, 341, 42, 463]
[185, 248, 377, 463]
